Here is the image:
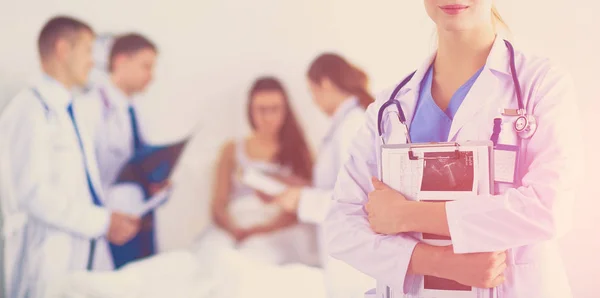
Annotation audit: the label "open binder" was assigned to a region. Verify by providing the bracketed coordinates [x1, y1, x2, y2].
[377, 141, 496, 298]
[115, 138, 189, 197]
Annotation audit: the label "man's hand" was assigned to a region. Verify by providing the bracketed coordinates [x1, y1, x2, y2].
[366, 177, 410, 234]
[107, 212, 141, 246]
[437, 246, 507, 289]
[148, 180, 172, 197]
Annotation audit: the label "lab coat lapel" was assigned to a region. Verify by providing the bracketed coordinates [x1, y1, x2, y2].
[447, 68, 500, 141]
[101, 82, 135, 156]
[73, 102, 106, 200]
[448, 36, 510, 141]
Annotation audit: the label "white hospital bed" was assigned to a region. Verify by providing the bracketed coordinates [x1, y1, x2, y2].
[56, 246, 327, 298]
[53, 194, 326, 298]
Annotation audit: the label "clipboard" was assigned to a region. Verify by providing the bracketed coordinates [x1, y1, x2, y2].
[378, 140, 495, 298]
[380, 141, 494, 199]
[115, 138, 189, 197]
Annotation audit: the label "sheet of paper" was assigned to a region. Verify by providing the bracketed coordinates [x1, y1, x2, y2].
[383, 150, 421, 201]
[134, 187, 172, 217]
[240, 169, 288, 196]
[494, 149, 517, 183]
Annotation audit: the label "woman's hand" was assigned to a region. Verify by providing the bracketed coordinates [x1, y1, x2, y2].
[229, 227, 251, 243]
[437, 246, 507, 289]
[366, 177, 411, 234]
[367, 177, 452, 237]
[271, 187, 302, 213]
[229, 226, 265, 244]
[411, 244, 507, 289]
[256, 191, 274, 203]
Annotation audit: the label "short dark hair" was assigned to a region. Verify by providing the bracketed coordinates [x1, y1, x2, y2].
[38, 16, 94, 60]
[108, 33, 157, 72]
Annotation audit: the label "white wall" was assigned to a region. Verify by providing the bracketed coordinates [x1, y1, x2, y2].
[0, 0, 598, 296]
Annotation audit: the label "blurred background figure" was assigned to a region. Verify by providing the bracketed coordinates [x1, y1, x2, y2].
[269, 53, 375, 297]
[77, 33, 171, 269]
[197, 77, 319, 266]
[87, 33, 115, 89]
[0, 16, 140, 298]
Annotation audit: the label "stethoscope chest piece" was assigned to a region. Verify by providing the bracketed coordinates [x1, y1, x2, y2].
[514, 113, 537, 139]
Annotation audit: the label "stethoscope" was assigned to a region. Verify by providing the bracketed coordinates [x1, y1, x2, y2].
[377, 39, 537, 144]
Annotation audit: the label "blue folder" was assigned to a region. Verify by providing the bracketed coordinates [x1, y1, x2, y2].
[115, 138, 189, 197]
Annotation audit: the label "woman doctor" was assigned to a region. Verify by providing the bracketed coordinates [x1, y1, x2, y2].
[270, 53, 375, 298]
[324, 1, 582, 298]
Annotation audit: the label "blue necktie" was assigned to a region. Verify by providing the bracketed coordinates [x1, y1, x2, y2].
[66, 103, 102, 270]
[128, 106, 142, 151]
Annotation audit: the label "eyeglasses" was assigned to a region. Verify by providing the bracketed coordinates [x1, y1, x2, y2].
[252, 105, 284, 115]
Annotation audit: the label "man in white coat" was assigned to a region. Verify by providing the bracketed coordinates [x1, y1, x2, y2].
[77, 33, 168, 269]
[0, 16, 141, 298]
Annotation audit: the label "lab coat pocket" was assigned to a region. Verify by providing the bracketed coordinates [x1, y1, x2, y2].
[511, 242, 556, 265]
[473, 109, 518, 144]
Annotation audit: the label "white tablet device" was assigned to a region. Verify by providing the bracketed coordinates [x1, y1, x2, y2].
[240, 168, 288, 196]
[135, 187, 172, 217]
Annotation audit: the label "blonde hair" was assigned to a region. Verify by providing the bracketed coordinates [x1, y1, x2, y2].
[492, 5, 510, 35]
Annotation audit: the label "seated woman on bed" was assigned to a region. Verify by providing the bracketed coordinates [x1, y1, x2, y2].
[198, 76, 319, 266]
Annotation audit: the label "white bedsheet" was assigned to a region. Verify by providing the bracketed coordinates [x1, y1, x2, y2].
[55, 246, 327, 298]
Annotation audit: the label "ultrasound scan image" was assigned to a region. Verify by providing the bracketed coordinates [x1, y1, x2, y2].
[420, 151, 475, 192]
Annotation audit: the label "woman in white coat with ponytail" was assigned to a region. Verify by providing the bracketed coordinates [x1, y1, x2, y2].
[270, 53, 376, 298]
[323, 1, 583, 297]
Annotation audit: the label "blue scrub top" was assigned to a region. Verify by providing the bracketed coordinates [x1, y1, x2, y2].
[409, 65, 484, 143]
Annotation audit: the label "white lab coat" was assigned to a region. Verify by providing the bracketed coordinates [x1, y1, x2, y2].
[77, 78, 149, 216]
[297, 98, 375, 298]
[0, 76, 113, 298]
[325, 37, 583, 298]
